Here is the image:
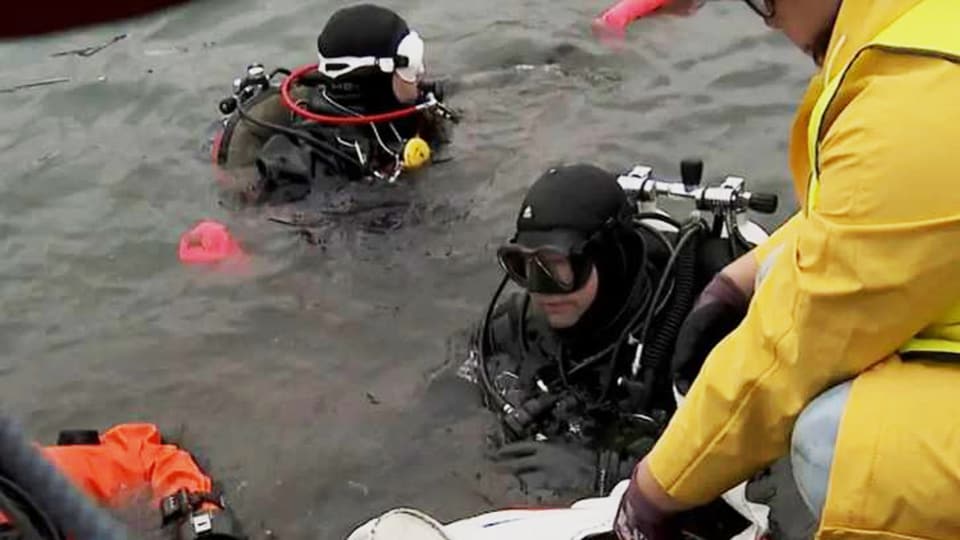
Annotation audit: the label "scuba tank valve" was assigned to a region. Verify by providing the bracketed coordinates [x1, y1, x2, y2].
[219, 64, 271, 115]
[233, 64, 269, 97]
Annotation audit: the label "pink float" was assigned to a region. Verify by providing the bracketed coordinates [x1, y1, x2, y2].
[178, 220, 244, 264]
[593, 0, 669, 38]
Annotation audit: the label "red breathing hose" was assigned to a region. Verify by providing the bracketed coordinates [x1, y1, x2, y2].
[280, 63, 428, 125]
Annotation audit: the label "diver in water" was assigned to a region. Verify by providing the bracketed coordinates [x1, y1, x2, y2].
[213, 3, 457, 205]
[0, 423, 244, 540]
[463, 163, 771, 535]
[466, 164, 726, 499]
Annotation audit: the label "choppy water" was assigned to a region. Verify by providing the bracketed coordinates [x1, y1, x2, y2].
[0, 1, 812, 538]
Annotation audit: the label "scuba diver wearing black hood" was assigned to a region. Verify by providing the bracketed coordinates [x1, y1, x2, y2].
[463, 164, 757, 526]
[462, 164, 671, 499]
[212, 4, 457, 205]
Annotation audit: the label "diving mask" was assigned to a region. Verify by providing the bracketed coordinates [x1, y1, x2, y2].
[497, 231, 598, 295]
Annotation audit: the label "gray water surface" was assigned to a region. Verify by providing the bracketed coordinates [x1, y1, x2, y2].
[1, 1, 811, 537]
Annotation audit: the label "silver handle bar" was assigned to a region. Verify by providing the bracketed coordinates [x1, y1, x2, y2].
[616, 165, 778, 215]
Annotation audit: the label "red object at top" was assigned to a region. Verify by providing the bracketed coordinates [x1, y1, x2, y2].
[178, 220, 244, 265]
[593, 0, 669, 37]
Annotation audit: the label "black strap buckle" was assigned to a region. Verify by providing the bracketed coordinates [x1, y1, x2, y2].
[178, 508, 246, 540]
[160, 489, 225, 527]
[186, 511, 215, 537]
[56, 429, 100, 446]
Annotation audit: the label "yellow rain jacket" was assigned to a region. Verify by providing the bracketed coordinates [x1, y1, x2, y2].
[646, 0, 960, 537]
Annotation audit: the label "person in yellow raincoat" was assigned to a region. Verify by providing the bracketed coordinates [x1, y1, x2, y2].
[611, 0, 960, 539]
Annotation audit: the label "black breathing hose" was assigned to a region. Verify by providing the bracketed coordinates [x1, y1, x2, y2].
[634, 217, 675, 259]
[569, 226, 660, 406]
[517, 294, 531, 359]
[569, 266, 654, 382]
[0, 414, 129, 540]
[633, 219, 704, 409]
[596, 219, 701, 404]
[633, 220, 677, 318]
[232, 93, 364, 170]
[635, 212, 682, 231]
[478, 275, 515, 413]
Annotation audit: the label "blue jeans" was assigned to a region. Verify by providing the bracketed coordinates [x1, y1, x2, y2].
[789, 381, 853, 520]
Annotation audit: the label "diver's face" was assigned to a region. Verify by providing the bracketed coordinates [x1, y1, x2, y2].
[392, 74, 420, 104]
[531, 263, 598, 329]
[762, 0, 841, 64]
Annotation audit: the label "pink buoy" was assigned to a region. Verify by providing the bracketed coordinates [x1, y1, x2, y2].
[178, 220, 244, 264]
[593, 0, 669, 38]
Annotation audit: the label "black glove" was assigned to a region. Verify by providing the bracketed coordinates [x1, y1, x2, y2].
[489, 441, 597, 495]
[671, 272, 748, 395]
[613, 472, 679, 540]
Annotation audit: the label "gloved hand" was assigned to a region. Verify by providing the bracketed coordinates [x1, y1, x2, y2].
[671, 272, 749, 394]
[489, 441, 597, 495]
[614, 473, 679, 540]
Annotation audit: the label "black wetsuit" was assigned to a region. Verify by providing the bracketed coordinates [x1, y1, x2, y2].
[463, 223, 742, 496]
[252, 82, 451, 205]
